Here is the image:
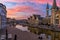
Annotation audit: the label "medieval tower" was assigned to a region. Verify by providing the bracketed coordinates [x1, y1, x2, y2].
[46, 3, 49, 17]
[51, 0, 60, 26]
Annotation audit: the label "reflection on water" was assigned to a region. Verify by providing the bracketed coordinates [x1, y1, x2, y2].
[16, 25, 30, 32]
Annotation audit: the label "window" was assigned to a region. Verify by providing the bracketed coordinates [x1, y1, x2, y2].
[55, 19, 59, 24]
[56, 14, 59, 18]
[56, 16, 59, 18]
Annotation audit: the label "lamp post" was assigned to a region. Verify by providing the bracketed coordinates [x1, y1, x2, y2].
[14, 34, 17, 40]
[6, 29, 8, 40]
[0, 15, 2, 40]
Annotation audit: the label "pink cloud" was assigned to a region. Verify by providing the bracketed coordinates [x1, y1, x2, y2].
[4, 0, 60, 19]
[2, 0, 29, 2]
[7, 5, 44, 19]
[2, 0, 60, 7]
[3, 0, 60, 6]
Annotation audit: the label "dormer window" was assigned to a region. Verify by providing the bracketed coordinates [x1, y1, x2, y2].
[56, 16, 59, 18]
[56, 14, 59, 18]
[55, 19, 59, 24]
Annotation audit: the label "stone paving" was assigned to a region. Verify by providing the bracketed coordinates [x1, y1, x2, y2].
[0, 26, 40, 40]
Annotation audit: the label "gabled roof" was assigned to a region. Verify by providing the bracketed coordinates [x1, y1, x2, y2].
[52, 0, 59, 10]
[33, 14, 43, 20]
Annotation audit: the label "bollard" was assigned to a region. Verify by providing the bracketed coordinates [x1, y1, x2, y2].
[14, 34, 17, 40]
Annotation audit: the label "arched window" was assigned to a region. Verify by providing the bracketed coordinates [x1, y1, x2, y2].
[56, 14, 59, 18]
[55, 19, 59, 24]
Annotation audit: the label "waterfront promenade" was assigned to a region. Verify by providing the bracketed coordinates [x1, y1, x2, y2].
[0, 24, 39, 40]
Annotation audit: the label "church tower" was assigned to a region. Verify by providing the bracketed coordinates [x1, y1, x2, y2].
[51, 0, 60, 26]
[46, 3, 49, 17]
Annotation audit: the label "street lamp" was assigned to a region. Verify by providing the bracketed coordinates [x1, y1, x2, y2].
[6, 29, 8, 40]
[14, 34, 17, 40]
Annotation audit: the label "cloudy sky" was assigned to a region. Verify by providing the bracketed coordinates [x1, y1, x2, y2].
[1, 0, 60, 19]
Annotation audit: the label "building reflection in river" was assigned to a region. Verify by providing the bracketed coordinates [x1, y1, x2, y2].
[16, 25, 30, 32]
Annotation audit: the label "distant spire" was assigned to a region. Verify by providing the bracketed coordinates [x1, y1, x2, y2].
[46, 3, 49, 9]
[46, 3, 49, 17]
[52, 0, 59, 10]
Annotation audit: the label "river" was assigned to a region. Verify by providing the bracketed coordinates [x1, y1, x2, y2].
[16, 25, 51, 40]
[16, 25, 30, 32]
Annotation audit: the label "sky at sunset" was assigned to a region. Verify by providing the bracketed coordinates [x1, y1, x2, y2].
[1, 0, 60, 19]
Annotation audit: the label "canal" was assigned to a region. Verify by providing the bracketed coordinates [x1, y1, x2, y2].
[16, 25, 30, 32]
[16, 25, 51, 40]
